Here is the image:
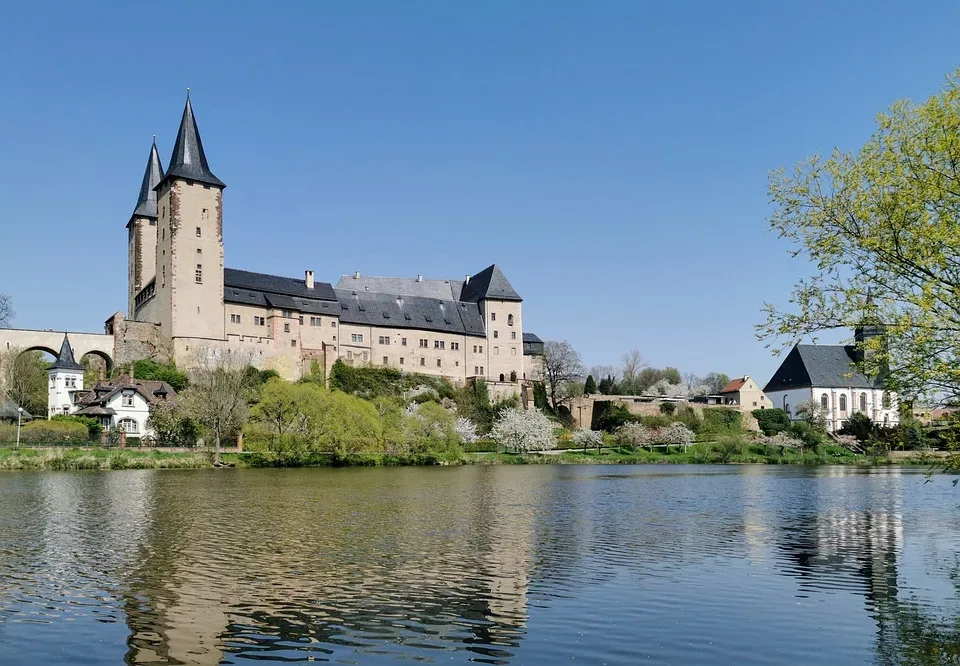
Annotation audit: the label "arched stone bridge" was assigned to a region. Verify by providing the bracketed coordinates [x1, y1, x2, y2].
[0, 328, 115, 371]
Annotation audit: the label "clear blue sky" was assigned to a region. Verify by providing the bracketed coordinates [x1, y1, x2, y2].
[2, 1, 959, 382]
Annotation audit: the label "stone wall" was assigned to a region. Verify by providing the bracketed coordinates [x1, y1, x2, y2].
[569, 395, 760, 432]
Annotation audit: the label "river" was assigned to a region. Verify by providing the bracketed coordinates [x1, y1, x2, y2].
[0, 465, 957, 664]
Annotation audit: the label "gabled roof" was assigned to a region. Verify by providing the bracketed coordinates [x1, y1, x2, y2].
[224, 268, 337, 302]
[49, 334, 83, 372]
[129, 138, 164, 223]
[459, 265, 522, 302]
[158, 94, 225, 189]
[718, 378, 747, 394]
[334, 289, 486, 337]
[763, 344, 880, 392]
[75, 378, 176, 408]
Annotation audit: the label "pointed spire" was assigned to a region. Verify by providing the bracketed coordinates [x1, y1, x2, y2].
[159, 91, 225, 188]
[130, 137, 164, 221]
[49, 334, 83, 372]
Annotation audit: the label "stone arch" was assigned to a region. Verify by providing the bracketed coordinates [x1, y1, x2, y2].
[79, 349, 114, 374]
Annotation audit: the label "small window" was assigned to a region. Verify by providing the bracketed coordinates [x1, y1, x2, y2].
[401, 338, 407, 346]
[122, 391, 135, 408]
[400, 357, 404, 365]
[474, 366, 479, 374]
[197, 248, 202, 255]
[839, 394, 847, 413]
[511, 331, 516, 340]
[437, 359, 442, 367]
[379, 336, 389, 345]
[500, 374, 505, 382]
[299, 316, 304, 325]
[196, 226, 202, 237]
[480, 366, 484, 375]
[419, 339, 428, 348]
[351, 333, 358, 343]
[821, 393, 829, 410]
[230, 314, 240, 324]
[291, 340, 297, 347]
[331, 321, 337, 328]
[860, 392, 868, 413]
[347, 350, 353, 360]
[383, 356, 388, 365]
[201, 208, 208, 220]
[493, 330, 499, 339]
[195, 264, 202, 283]
[362, 351, 368, 362]
[491, 312, 496, 322]
[357, 334, 364, 343]
[511, 347, 517, 356]
[507, 314, 514, 326]
[420, 358, 426, 366]
[494, 346, 499, 355]
[479, 345, 483, 353]
[284, 323, 290, 333]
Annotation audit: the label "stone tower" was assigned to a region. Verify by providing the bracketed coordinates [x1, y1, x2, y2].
[154, 93, 226, 358]
[127, 138, 164, 318]
[47, 334, 84, 418]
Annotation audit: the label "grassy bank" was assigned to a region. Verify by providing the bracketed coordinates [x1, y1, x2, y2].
[0, 443, 946, 470]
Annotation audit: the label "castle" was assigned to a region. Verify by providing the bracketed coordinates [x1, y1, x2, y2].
[119, 94, 543, 395]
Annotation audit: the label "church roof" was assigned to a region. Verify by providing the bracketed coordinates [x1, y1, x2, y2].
[159, 94, 225, 189]
[459, 265, 522, 302]
[334, 289, 486, 337]
[763, 344, 880, 392]
[224, 268, 337, 302]
[129, 138, 164, 223]
[49, 334, 83, 372]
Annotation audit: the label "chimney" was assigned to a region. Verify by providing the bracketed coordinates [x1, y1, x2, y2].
[305, 270, 315, 289]
[465, 274, 470, 285]
[354, 271, 360, 279]
[417, 274, 423, 282]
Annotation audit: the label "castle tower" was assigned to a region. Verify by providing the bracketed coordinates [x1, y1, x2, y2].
[127, 138, 164, 318]
[47, 334, 84, 418]
[154, 92, 226, 357]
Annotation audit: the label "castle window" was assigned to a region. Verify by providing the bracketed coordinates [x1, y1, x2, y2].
[437, 359, 442, 368]
[419, 339, 428, 348]
[331, 321, 337, 328]
[254, 316, 265, 326]
[291, 340, 297, 347]
[500, 374, 505, 382]
[455, 361, 459, 367]
[197, 248, 202, 255]
[491, 313, 496, 321]
[358, 334, 363, 343]
[362, 351, 368, 362]
[511, 347, 517, 356]
[379, 336, 390, 345]
[420, 358, 426, 366]
[400, 357, 404, 365]
[480, 366, 484, 375]
[299, 316, 303, 325]
[401, 338, 407, 346]
[351, 333, 358, 343]
[161, 266, 166, 286]
[473, 345, 477, 353]
[434, 340, 445, 350]
[493, 331, 499, 339]
[383, 356, 388, 365]
[284, 323, 290, 333]
[310, 317, 320, 326]
[474, 366, 479, 375]
[196, 226, 202, 237]
[451, 342, 459, 351]
[201, 208, 208, 220]
[507, 314, 514, 326]
[511, 331, 517, 340]
[494, 346, 499, 355]
[231, 314, 240, 324]
[195, 264, 202, 283]
[479, 345, 483, 353]
[347, 351, 353, 360]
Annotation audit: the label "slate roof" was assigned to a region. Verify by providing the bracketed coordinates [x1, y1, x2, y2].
[49, 334, 84, 372]
[0, 400, 31, 421]
[334, 289, 486, 337]
[129, 139, 164, 223]
[224, 268, 337, 302]
[158, 94, 225, 189]
[460, 265, 522, 302]
[335, 275, 459, 301]
[522, 332, 543, 343]
[763, 344, 880, 392]
[75, 378, 176, 410]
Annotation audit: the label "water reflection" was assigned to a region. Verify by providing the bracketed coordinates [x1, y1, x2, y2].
[0, 466, 956, 664]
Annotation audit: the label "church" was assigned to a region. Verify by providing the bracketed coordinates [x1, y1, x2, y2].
[119, 94, 542, 395]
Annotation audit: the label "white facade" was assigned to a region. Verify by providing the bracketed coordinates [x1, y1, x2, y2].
[97, 390, 153, 437]
[766, 386, 899, 433]
[47, 367, 83, 417]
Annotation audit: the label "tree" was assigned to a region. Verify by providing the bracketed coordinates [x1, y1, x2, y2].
[133, 359, 189, 392]
[146, 400, 198, 447]
[1, 348, 48, 415]
[760, 69, 960, 403]
[573, 427, 603, 453]
[0, 294, 13, 328]
[620, 350, 647, 393]
[583, 375, 597, 395]
[838, 411, 876, 443]
[752, 407, 792, 436]
[490, 408, 556, 452]
[179, 349, 255, 464]
[704, 372, 730, 394]
[541, 341, 584, 410]
[614, 422, 650, 452]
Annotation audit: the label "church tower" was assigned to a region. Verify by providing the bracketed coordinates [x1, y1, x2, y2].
[47, 334, 84, 417]
[127, 138, 164, 318]
[154, 92, 226, 357]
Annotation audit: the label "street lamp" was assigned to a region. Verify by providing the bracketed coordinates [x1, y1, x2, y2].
[16, 407, 23, 448]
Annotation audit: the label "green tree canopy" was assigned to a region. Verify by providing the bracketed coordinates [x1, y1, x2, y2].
[583, 375, 597, 394]
[760, 69, 960, 402]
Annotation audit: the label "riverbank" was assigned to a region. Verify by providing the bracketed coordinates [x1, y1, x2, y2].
[0, 444, 947, 470]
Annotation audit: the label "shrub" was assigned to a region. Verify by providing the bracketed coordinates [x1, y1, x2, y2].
[701, 407, 743, 434]
[639, 414, 672, 430]
[614, 422, 649, 452]
[838, 412, 875, 443]
[660, 402, 677, 415]
[572, 428, 603, 452]
[147, 400, 199, 447]
[490, 408, 556, 452]
[752, 408, 791, 436]
[591, 402, 638, 432]
[674, 405, 702, 433]
[51, 414, 102, 439]
[132, 360, 188, 392]
[790, 421, 825, 449]
[712, 436, 744, 463]
[4, 420, 90, 445]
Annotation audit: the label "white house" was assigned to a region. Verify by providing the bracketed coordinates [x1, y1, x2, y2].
[763, 324, 898, 433]
[47, 334, 85, 417]
[72, 377, 175, 438]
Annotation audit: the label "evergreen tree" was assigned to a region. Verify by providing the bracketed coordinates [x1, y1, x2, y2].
[583, 375, 597, 395]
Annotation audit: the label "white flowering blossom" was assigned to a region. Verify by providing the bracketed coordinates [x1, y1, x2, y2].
[490, 408, 556, 452]
[614, 422, 650, 450]
[759, 432, 804, 450]
[454, 417, 479, 444]
[653, 422, 695, 446]
[572, 428, 603, 450]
